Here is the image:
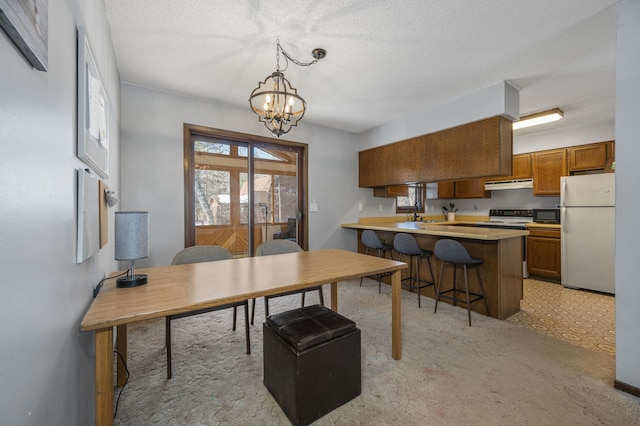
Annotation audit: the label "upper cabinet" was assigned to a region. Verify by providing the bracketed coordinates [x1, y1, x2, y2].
[425, 179, 490, 199]
[452, 179, 491, 199]
[486, 153, 532, 182]
[567, 141, 615, 173]
[532, 149, 568, 196]
[359, 116, 513, 188]
[373, 185, 409, 197]
[530, 141, 615, 196]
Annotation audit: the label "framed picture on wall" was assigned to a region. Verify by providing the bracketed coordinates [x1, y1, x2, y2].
[77, 26, 109, 179]
[0, 0, 48, 71]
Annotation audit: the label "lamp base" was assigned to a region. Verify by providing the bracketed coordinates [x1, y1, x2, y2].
[116, 274, 148, 288]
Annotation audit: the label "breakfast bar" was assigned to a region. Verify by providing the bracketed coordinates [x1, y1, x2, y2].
[342, 220, 529, 319]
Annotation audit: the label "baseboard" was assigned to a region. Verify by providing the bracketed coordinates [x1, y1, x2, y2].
[614, 380, 640, 398]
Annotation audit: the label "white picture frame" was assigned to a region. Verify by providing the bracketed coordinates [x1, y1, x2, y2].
[77, 168, 100, 263]
[77, 26, 109, 179]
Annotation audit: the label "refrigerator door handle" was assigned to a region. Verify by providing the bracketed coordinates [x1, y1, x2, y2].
[561, 179, 567, 206]
[561, 208, 567, 233]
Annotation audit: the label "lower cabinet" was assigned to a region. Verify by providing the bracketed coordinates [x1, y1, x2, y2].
[527, 226, 561, 282]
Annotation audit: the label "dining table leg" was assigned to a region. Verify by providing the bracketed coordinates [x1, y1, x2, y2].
[391, 270, 402, 360]
[116, 324, 127, 387]
[330, 281, 338, 311]
[95, 327, 114, 426]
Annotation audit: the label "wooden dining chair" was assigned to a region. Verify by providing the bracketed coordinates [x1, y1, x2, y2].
[166, 245, 250, 379]
[251, 240, 325, 324]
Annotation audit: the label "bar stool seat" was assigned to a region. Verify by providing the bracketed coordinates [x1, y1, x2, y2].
[359, 230, 394, 293]
[392, 233, 435, 307]
[433, 239, 490, 326]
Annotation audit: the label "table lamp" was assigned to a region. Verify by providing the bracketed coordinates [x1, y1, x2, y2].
[115, 211, 149, 288]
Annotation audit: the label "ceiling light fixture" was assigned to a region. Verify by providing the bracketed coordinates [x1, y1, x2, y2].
[513, 108, 564, 130]
[249, 39, 326, 137]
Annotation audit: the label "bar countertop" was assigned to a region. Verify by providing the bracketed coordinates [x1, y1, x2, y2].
[341, 221, 528, 240]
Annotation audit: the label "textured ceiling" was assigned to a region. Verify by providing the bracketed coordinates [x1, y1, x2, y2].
[104, 0, 617, 135]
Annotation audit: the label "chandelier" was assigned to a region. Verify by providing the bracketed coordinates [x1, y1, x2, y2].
[249, 39, 326, 137]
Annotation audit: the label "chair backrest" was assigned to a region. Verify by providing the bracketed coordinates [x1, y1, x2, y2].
[256, 239, 303, 256]
[286, 218, 297, 240]
[434, 239, 474, 265]
[393, 233, 422, 256]
[361, 230, 384, 250]
[171, 245, 233, 265]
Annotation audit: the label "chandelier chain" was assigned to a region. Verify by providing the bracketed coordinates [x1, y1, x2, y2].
[276, 38, 321, 72]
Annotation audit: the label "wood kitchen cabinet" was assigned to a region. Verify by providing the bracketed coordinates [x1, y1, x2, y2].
[373, 185, 409, 197]
[425, 180, 489, 199]
[567, 141, 615, 173]
[527, 226, 561, 282]
[489, 153, 532, 181]
[359, 116, 512, 188]
[439, 182, 456, 198]
[532, 149, 567, 196]
[427, 179, 491, 200]
[453, 179, 490, 198]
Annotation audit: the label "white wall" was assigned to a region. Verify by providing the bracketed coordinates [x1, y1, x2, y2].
[0, 1, 120, 425]
[120, 84, 361, 266]
[514, 121, 615, 154]
[615, 0, 640, 391]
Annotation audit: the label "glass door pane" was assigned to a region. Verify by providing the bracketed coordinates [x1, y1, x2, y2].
[193, 139, 250, 256]
[187, 133, 304, 257]
[250, 145, 300, 253]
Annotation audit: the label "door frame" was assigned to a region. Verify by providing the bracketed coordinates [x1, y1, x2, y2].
[183, 123, 309, 252]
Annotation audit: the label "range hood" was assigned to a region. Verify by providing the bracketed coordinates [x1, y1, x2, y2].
[484, 179, 534, 190]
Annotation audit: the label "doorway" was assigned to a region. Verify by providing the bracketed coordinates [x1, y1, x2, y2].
[183, 125, 308, 256]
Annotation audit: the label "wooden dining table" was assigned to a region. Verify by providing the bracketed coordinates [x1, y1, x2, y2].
[80, 248, 407, 425]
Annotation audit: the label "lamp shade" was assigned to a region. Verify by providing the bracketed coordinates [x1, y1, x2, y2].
[115, 211, 149, 260]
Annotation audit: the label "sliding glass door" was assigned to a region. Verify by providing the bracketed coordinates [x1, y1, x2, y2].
[184, 125, 306, 256]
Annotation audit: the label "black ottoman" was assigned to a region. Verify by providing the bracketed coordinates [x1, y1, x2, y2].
[263, 304, 361, 426]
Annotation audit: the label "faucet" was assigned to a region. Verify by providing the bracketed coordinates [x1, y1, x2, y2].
[413, 201, 421, 222]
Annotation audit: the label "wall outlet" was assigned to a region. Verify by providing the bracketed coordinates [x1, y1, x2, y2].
[310, 203, 318, 212]
[358, 203, 363, 211]
[379, 204, 383, 211]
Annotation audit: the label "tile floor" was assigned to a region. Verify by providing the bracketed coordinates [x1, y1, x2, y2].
[507, 278, 616, 355]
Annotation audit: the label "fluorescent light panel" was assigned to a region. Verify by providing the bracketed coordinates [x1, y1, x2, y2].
[513, 108, 564, 130]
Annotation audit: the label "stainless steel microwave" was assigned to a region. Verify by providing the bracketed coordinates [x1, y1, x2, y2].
[533, 208, 560, 224]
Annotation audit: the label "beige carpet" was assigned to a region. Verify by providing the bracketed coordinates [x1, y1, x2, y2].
[113, 279, 640, 425]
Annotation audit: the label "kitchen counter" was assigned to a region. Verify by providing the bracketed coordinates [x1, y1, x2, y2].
[341, 219, 526, 319]
[342, 221, 528, 240]
[526, 223, 561, 229]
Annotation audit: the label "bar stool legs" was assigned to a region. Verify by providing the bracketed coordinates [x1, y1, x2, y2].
[393, 233, 435, 307]
[359, 230, 393, 293]
[433, 239, 490, 326]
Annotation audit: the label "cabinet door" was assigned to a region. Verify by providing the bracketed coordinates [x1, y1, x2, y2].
[437, 181, 455, 199]
[533, 149, 567, 196]
[386, 185, 409, 197]
[527, 235, 561, 282]
[489, 153, 532, 181]
[568, 143, 607, 172]
[454, 179, 490, 199]
[373, 185, 409, 197]
[527, 228, 561, 282]
[511, 153, 532, 180]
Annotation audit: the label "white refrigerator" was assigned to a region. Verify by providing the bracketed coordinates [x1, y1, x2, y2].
[560, 173, 615, 294]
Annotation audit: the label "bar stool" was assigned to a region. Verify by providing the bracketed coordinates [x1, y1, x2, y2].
[433, 239, 489, 326]
[359, 230, 394, 293]
[392, 233, 435, 307]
